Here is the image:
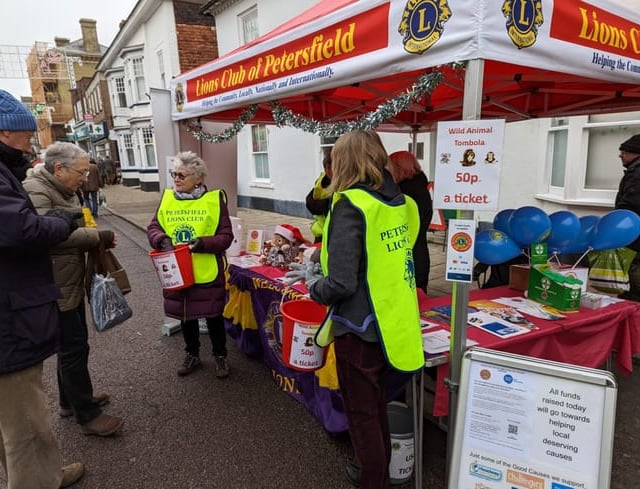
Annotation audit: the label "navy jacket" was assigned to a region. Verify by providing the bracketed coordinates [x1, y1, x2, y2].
[615, 156, 640, 251]
[0, 142, 69, 374]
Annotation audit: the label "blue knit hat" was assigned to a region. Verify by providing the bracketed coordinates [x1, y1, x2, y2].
[0, 89, 37, 131]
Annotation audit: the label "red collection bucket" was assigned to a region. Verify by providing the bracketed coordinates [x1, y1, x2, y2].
[149, 244, 195, 290]
[280, 299, 327, 372]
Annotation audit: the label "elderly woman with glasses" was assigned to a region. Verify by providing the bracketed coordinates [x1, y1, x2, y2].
[23, 141, 124, 437]
[147, 151, 234, 378]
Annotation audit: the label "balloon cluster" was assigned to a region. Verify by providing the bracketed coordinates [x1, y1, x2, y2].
[475, 207, 640, 265]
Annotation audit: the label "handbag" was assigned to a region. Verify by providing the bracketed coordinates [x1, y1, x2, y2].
[588, 247, 637, 294]
[86, 245, 132, 299]
[90, 274, 133, 332]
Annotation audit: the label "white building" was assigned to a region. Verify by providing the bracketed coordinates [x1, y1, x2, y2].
[97, 0, 218, 191]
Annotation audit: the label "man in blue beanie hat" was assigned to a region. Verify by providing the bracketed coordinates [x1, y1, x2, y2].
[615, 133, 640, 302]
[0, 89, 85, 488]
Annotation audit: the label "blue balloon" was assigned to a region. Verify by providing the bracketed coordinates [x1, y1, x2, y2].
[507, 206, 552, 246]
[562, 215, 599, 254]
[493, 209, 515, 234]
[590, 209, 640, 251]
[546, 211, 580, 249]
[475, 229, 522, 265]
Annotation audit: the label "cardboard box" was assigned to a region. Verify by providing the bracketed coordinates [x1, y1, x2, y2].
[553, 265, 589, 293]
[527, 264, 582, 311]
[510, 264, 587, 293]
[509, 265, 530, 291]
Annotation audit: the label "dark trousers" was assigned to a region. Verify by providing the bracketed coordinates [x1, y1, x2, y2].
[182, 316, 227, 357]
[84, 191, 99, 217]
[57, 303, 101, 424]
[335, 334, 391, 489]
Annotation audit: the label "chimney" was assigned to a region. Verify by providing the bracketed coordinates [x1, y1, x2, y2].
[79, 18, 100, 53]
[54, 37, 70, 48]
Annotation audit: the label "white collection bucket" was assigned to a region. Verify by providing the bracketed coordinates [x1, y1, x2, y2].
[387, 402, 415, 485]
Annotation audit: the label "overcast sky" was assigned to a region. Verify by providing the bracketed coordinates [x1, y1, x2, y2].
[0, 0, 138, 98]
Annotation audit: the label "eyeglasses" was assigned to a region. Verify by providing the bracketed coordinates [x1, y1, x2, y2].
[67, 166, 90, 177]
[170, 171, 192, 180]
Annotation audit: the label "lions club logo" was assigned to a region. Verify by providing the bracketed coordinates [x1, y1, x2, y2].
[173, 224, 196, 243]
[502, 0, 544, 49]
[398, 0, 451, 55]
[174, 83, 185, 112]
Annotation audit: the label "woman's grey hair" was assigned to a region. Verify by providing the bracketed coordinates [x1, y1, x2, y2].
[173, 151, 207, 178]
[43, 142, 88, 173]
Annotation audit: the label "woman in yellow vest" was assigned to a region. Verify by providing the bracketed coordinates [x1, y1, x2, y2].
[147, 151, 234, 378]
[305, 151, 332, 243]
[308, 131, 424, 489]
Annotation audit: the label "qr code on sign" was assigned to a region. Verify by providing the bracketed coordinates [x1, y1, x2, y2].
[508, 424, 518, 435]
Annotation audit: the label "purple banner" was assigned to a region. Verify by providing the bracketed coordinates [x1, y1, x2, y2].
[226, 265, 348, 433]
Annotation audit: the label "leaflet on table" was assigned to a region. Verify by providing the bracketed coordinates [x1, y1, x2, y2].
[422, 328, 478, 354]
[492, 296, 566, 320]
[421, 305, 476, 325]
[227, 254, 262, 268]
[467, 310, 531, 338]
[469, 300, 538, 330]
[423, 301, 538, 332]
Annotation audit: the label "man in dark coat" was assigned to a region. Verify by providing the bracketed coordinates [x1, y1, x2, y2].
[0, 89, 85, 488]
[615, 134, 640, 301]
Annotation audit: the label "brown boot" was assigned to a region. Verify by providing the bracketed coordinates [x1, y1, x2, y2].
[177, 353, 201, 376]
[81, 413, 124, 436]
[60, 393, 110, 418]
[60, 462, 85, 488]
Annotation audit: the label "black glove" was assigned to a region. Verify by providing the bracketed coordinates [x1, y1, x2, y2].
[45, 208, 83, 234]
[188, 238, 204, 252]
[158, 238, 174, 251]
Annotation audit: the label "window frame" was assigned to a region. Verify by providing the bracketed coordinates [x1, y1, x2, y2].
[537, 115, 640, 207]
[238, 5, 259, 45]
[141, 127, 157, 168]
[250, 124, 270, 183]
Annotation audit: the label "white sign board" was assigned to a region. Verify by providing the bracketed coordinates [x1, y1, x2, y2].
[449, 348, 617, 489]
[434, 120, 505, 211]
[445, 219, 475, 283]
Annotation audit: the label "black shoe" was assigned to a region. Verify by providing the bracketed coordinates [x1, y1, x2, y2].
[346, 461, 360, 487]
[60, 393, 110, 418]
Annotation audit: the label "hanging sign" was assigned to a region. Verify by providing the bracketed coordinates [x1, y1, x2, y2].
[434, 119, 505, 211]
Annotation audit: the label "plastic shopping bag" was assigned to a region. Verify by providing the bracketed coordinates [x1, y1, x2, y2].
[588, 247, 637, 294]
[90, 274, 133, 332]
[98, 188, 107, 207]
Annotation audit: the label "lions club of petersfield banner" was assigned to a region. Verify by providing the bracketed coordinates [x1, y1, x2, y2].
[170, 0, 640, 122]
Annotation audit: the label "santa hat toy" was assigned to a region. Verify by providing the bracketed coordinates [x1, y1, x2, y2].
[274, 224, 306, 244]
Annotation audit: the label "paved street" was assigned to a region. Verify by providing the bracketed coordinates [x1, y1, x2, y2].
[0, 184, 638, 488]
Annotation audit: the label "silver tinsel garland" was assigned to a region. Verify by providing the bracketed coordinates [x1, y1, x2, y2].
[183, 104, 259, 143]
[271, 70, 444, 137]
[182, 69, 447, 142]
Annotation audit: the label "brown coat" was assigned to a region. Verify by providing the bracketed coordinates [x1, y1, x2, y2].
[23, 167, 102, 311]
[82, 162, 102, 192]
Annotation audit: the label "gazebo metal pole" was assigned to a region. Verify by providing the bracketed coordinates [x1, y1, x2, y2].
[445, 58, 484, 487]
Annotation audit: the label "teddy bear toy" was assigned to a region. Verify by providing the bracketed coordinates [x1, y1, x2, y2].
[261, 224, 305, 269]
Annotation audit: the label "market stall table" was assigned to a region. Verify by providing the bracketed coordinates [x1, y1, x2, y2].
[420, 286, 640, 418]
